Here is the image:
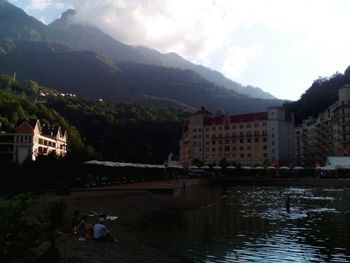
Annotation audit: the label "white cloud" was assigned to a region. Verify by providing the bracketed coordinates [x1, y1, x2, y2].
[27, 0, 52, 11]
[222, 43, 263, 79]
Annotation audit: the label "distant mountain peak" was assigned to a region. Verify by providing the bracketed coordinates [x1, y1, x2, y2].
[60, 9, 76, 21]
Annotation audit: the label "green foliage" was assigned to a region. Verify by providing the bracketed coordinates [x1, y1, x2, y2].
[0, 193, 66, 262]
[285, 68, 350, 123]
[0, 194, 44, 262]
[0, 74, 94, 158]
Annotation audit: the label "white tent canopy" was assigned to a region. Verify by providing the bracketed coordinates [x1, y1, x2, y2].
[293, 166, 304, 170]
[213, 166, 222, 170]
[279, 166, 290, 170]
[226, 166, 236, 169]
[84, 160, 165, 169]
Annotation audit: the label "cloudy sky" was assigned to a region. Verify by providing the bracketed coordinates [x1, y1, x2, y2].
[8, 0, 350, 100]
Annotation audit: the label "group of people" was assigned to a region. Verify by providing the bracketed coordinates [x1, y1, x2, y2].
[71, 210, 116, 242]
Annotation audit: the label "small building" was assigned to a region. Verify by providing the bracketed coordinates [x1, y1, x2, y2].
[325, 156, 350, 169]
[0, 119, 67, 163]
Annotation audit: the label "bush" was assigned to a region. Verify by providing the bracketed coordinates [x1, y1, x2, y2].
[0, 193, 60, 263]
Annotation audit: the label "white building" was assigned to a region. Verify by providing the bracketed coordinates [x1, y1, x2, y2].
[0, 119, 67, 163]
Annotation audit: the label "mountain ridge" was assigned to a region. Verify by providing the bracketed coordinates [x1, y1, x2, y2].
[0, 1, 283, 114]
[49, 7, 276, 99]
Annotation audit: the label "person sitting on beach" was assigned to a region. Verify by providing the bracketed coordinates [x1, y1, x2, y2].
[72, 210, 81, 235]
[76, 215, 93, 240]
[93, 217, 116, 242]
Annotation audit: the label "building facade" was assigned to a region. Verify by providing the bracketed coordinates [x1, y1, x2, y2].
[295, 86, 350, 166]
[0, 119, 67, 163]
[179, 106, 294, 168]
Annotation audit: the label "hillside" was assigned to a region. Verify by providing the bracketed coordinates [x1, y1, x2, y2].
[285, 66, 350, 123]
[0, 74, 190, 163]
[0, 38, 282, 113]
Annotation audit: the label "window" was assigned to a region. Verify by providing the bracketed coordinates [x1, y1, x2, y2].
[263, 153, 267, 158]
[232, 125, 236, 129]
[247, 146, 251, 151]
[239, 124, 243, 129]
[247, 138, 251, 143]
[212, 127, 216, 131]
[240, 139, 244, 143]
[219, 127, 222, 131]
[255, 123, 259, 128]
[212, 141, 216, 145]
[255, 138, 259, 143]
[263, 137, 267, 142]
[247, 153, 251, 158]
[247, 124, 251, 128]
[240, 146, 244, 151]
[263, 145, 267, 150]
[240, 154, 244, 158]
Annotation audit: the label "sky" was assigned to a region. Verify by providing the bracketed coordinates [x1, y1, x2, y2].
[8, 0, 350, 101]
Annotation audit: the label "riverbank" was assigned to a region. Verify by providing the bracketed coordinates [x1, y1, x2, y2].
[41, 185, 211, 263]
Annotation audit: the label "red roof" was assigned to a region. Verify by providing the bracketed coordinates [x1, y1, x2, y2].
[204, 112, 268, 126]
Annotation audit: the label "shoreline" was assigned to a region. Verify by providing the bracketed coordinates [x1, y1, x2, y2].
[41, 186, 206, 263]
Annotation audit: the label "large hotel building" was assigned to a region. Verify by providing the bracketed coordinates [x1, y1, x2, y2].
[179, 106, 295, 168]
[295, 86, 350, 166]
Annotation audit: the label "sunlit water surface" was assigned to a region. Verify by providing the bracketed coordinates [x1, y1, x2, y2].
[142, 186, 350, 262]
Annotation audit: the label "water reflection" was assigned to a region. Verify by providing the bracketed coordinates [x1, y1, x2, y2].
[142, 186, 350, 262]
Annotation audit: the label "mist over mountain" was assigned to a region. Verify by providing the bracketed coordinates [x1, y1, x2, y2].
[0, 1, 283, 113]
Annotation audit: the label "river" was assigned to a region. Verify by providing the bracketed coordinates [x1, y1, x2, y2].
[142, 186, 350, 262]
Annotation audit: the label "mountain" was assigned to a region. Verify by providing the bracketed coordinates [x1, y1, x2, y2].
[285, 67, 350, 123]
[0, 0, 51, 41]
[49, 9, 276, 99]
[0, 1, 283, 113]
